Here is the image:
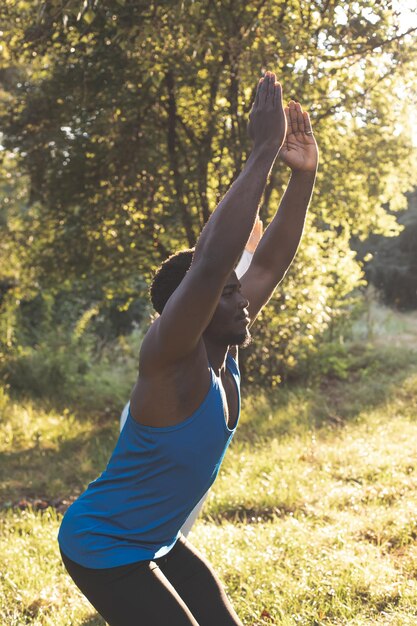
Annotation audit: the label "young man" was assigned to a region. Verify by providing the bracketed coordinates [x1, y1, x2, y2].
[118, 217, 263, 537]
[58, 71, 318, 626]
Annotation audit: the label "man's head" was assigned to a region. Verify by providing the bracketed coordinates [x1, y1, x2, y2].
[150, 249, 194, 315]
[150, 250, 251, 348]
[203, 271, 251, 349]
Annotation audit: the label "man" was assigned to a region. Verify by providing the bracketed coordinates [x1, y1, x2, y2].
[118, 217, 263, 536]
[59, 71, 318, 626]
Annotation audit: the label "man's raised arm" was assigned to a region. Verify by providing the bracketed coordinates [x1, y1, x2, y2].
[241, 100, 319, 322]
[191, 73, 284, 274]
[141, 72, 286, 372]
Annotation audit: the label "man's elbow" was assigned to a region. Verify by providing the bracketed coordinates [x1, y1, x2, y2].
[191, 253, 235, 281]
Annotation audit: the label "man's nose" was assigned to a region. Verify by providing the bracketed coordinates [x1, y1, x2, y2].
[239, 293, 249, 309]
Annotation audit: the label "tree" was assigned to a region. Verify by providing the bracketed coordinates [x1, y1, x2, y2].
[356, 190, 417, 310]
[1, 0, 416, 383]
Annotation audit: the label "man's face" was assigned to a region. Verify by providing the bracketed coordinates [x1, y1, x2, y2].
[204, 272, 251, 348]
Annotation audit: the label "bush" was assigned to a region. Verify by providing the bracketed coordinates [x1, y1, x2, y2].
[2, 326, 142, 413]
[3, 329, 92, 401]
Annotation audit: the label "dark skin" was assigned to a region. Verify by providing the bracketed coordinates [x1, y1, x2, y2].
[130, 72, 319, 428]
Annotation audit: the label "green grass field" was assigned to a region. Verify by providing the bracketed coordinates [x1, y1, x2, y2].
[1, 328, 417, 624]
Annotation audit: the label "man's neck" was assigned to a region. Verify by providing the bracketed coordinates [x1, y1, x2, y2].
[203, 338, 230, 376]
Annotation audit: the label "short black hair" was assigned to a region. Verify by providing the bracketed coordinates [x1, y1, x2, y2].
[150, 248, 194, 314]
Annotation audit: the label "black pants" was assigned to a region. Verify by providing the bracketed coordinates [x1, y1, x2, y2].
[60, 535, 242, 626]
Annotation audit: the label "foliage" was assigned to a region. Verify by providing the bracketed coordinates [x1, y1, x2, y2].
[357, 190, 417, 310]
[1, 314, 141, 410]
[242, 221, 365, 383]
[0, 0, 416, 386]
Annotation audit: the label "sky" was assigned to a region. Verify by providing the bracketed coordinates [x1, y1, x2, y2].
[394, 0, 417, 33]
[392, 1, 417, 146]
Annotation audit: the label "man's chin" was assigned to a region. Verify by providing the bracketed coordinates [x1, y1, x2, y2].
[231, 330, 252, 349]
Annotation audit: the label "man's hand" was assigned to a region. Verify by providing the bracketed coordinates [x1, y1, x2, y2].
[279, 101, 318, 172]
[248, 71, 286, 154]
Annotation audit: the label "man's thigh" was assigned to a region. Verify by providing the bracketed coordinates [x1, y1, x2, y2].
[61, 550, 199, 626]
[156, 536, 243, 626]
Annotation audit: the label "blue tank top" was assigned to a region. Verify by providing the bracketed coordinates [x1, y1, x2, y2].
[58, 355, 240, 568]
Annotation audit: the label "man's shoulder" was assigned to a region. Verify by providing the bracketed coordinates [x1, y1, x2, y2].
[131, 347, 212, 428]
[139, 318, 208, 378]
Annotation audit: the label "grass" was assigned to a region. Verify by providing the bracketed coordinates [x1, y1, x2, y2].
[351, 295, 417, 351]
[198, 404, 417, 624]
[1, 314, 417, 624]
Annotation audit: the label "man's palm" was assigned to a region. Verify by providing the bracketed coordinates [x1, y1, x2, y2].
[279, 101, 318, 172]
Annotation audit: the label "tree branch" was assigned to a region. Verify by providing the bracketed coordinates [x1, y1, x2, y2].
[165, 69, 196, 246]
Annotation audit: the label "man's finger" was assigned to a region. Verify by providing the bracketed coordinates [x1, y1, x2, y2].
[260, 71, 270, 103]
[254, 77, 263, 108]
[295, 102, 304, 133]
[289, 101, 298, 133]
[261, 72, 271, 104]
[268, 72, 277, 95]
[284, 106, 291, 133]
[273, 81, 282, 109]
[303, 111, 313, 135]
